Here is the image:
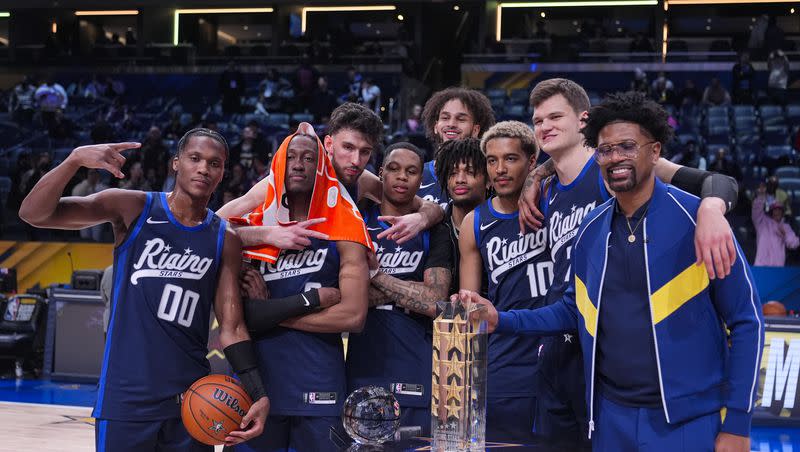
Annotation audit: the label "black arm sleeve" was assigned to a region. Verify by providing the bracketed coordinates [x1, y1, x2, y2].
[424, 223, 454, 271]
[670, 167, 739, 213]
[243, 289, 321, 335]
[224, 340, 267, 402]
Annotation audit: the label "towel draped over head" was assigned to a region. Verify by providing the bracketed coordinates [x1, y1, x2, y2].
[229, 130, 374, 263]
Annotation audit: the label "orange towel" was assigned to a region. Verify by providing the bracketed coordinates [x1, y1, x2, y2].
[230, 130, 373, 262]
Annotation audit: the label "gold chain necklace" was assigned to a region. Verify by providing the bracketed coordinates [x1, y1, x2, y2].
[624, 205, 649, 244]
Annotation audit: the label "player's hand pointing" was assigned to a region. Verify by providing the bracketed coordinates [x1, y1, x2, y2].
[267, 218, 330, 250]
[66, 142, 141, 179]
[225, 396, 270, 446]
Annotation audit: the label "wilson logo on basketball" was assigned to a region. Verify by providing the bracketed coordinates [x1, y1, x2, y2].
[212, 388, 247, 418]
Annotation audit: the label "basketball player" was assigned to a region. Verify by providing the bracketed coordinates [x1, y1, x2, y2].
[219, 106, 442, 248]
[18, 130, 269, 451]
[458, 121, 551, 443]
[433, 137, 489, 295]
[235, 132, 370, 452]
[462, 91, 763, 452]
[346, 142, 452, 435]
[517, 79, 740, 449]
[418, 87, 495, 209]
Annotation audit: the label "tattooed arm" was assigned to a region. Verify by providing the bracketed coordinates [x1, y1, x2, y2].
[370, 267, 451, 318]
[518, 158, 555, 231]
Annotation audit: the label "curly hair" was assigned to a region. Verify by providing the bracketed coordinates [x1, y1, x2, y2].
[434, 138, 486, 195]
[480, 121, 538, 159]
[421, 87, 495, 144]
[581, 91, 674, 149]
[327, 102, 383, 146]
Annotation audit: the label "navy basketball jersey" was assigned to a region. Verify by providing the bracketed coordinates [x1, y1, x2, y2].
[346, 205, 433, 408]
[474, 199, 552, 398]
[419, 161, 449, 210]
[542, 157, 611, 303]
[252, 238, 344, 416]
[94, 192, 225, 421]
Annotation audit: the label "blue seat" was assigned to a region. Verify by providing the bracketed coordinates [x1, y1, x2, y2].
[706, 106, 730, 119]
[266, 113, 290, 128]
[759, 105, 784, 119]
[766, 145, 793, 160]
[733, 105, 755, 118]
[776, 166, 800, 179]
[778, 178, 800, 191]
[291, 113, 314, 124]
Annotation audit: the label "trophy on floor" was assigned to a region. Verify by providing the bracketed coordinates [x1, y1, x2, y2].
[430, 299, 488, 451]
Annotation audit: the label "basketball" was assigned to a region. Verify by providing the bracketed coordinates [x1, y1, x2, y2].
[181, 374, 252, 446]
[763, 300, 788, 317]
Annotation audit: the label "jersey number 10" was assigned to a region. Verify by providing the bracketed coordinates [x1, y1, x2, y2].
[157, 283, 200, 327]
[526, 261, 554, 298]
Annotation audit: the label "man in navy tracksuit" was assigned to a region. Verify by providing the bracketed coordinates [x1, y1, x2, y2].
[463, 92, 764, 452]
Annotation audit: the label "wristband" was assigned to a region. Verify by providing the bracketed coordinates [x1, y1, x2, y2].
[701, 173, 738, 213]
[224, 340, 267, 401]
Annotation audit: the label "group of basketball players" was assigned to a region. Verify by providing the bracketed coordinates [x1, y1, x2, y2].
[19, 77, 757, 452]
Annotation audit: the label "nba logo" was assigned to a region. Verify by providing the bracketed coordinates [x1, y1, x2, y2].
[395, 383, 402, 393]
[309, 393, 316, 403]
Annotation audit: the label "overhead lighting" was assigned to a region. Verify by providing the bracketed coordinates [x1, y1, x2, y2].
[397, 14, 404, 20]
[173, 8, 274, 45]
[51, 22, 57, 34]
[540, 11, 546, 17]
[75, 10, 139, 16]
[454, 5, 461, 10]
[0, 12, 9, 18]
[669, 0, 795, 3]
[301, 5, 396, 34]
[495, 1, 656, 41]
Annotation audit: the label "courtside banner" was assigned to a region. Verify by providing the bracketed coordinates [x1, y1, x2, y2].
[755, 317, 800, 425]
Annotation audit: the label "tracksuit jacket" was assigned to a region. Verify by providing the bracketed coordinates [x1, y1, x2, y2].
[497, 179, 764, 438]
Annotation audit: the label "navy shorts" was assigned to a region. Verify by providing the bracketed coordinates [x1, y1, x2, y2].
[95, 418, 212, 452]
[233, 415, 340, 452]
[486, 396, 537, 444]
[534, 334, 590, 451]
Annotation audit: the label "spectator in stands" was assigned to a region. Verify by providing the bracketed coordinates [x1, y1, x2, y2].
[71, 169, 109, 241]
[10, 76, 36, 126]
[764, 16, 784, 54]
[402, 104, 423, 134]
[125, 29, 137, 46]
[309, 76, 338, 123]
[247, 154, 271, 187]
[709, 147, 742, 180]
[218, 60, 244, 115]
[91, 115, 115, 144]
[670, 140, 707, 170]
[650, 72, 675, 105]
[162, 161, 176, 192]
[702, 77, 731, 106]
[748, 15, 768, 53]
[294, 58, 319, 112]
[83, 75, 105, 100]
[767, 50, 790, 105]
[141, 126, 169, 181]
[753, 183, 799, 266]
[629, 33, 654, 53]
[35, 78, 68, 128]
[120, 162, 152, 192]
[163, 112, 185, 140]
[765, 176, 792, 216]
[19, 151, 52, 200]
[677, 79, 701, 107]
[732, 52, 755, 104]
[230, 125, 265, 169]
[224, 162, 248, 198]
[48, 108, 75, 142]
[341, 66, 362, 103]
[360, 78, 382, 115]
[258, 69, 290, 111]
[630, 68, 649, 94]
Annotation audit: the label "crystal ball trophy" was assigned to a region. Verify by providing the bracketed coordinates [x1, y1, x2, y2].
[342, 386, 401, 447]
[431, 299, 488, 451]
